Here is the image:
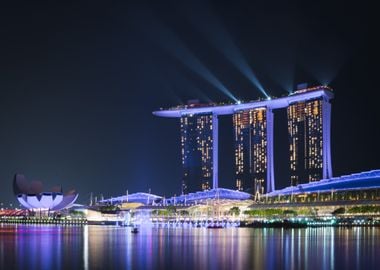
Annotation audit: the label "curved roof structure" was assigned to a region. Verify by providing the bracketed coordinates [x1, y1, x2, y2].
[267, 170, 380, 197]
[166, 188, 252, 205]
[13, 174, 78, 211]
[99, 192, 163, 205]
[100, 189, 252, 206]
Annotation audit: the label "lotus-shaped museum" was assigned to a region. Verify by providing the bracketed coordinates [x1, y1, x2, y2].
[13, 174, 78, 211]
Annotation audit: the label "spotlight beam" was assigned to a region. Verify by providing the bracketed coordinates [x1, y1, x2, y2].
[156, 25, 238, 102]
[140, 13, 238, 102]
[186, 5, 270, 99]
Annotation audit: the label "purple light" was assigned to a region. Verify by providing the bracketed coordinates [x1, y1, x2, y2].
[266, 108, 275, 193]
[212, 114, 219, 189]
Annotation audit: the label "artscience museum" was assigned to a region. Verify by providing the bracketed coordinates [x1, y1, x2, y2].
[13, 174, 78, 211]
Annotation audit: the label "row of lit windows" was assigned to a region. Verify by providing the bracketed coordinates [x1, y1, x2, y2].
[288, 98, 326, 183]
[181, 98, 327, 190]
[180, 114, 214, 184]
[233, 109, 268, 192]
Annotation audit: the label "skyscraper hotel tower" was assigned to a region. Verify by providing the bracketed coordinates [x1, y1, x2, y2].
[180, 111, 213, 194]
[153, 84, 333, 195]
[287, 84, 333, 186]
[233, 108, 268, 195]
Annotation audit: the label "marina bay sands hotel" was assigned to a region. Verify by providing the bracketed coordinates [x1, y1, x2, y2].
[153, 84, 333, 196]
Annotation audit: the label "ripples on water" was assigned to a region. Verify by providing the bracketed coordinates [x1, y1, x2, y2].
[0, 224, 379, 270]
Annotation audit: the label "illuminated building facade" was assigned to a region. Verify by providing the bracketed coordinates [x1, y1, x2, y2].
[180, 113, 213, 194]
[13, 174, 78, 211]
[154, 84, 333, 195]
[288, 93, 332, 185]
[233, 108, 268, 195]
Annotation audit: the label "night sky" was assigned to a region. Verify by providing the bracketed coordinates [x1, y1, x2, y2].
[0, 1, 377, 205]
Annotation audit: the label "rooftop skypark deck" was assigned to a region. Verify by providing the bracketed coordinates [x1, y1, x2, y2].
[153, 85, 333, 118]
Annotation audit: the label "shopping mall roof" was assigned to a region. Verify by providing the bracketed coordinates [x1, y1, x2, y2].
[99, 192, 163, 205]
[267, 170, 380, 197]
[101, 188, 252, 206]
[166, 188, 252, 205]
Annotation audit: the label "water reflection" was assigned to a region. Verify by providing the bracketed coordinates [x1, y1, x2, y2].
[83, 225, 88, 270]
[1, 224, 380, 269]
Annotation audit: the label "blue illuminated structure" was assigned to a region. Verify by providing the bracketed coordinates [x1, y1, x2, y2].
[99, 192, 162, 205]
[100, 189, 251, 206]
[266, 170, 380, 196]
[166, 188, 252, 205]
[153, 86, 334, 194]
[153, 86, 333, 118]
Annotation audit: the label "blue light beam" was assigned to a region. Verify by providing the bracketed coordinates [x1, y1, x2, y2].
[139, 12, 238, 103]
[185, 5, 270, 99]
[156, 25, 238, 102]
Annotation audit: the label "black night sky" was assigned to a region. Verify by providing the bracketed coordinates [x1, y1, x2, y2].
[0, 1, 377, 205]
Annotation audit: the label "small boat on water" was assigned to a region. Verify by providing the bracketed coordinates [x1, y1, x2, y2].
[131, 227, 139, 233]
